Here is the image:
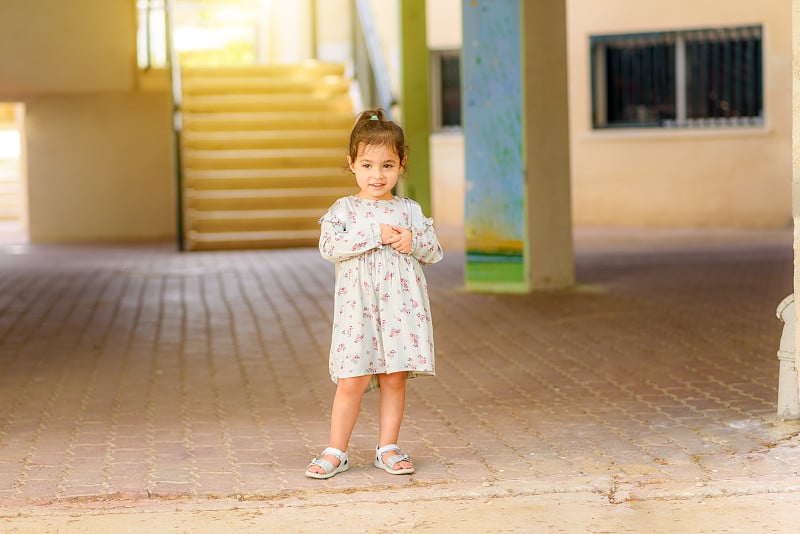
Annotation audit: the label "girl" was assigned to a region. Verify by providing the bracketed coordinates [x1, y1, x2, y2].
[306, 109, 443, 479]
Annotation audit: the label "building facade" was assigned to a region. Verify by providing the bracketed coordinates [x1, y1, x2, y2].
[0, 0, 792, 244]
[427, 0, 792, 235]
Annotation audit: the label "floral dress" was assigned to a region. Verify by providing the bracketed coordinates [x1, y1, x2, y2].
[318, 196, 443, 392]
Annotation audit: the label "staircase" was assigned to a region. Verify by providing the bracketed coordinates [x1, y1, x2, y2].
[180, 63, 356, 250]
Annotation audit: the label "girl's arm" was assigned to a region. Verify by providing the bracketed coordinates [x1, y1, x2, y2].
[318, 202, 382, 263]
[407, 201, 444, 265]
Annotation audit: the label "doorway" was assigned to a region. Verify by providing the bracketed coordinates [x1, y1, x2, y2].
[0, 103, 26, 243]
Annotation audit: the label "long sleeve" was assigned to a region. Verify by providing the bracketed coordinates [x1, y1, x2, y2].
[318, 200, 383, 263]
[407, 201, 444, 265]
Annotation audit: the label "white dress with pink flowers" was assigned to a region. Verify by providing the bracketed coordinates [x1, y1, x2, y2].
[318, 196, 443, 392]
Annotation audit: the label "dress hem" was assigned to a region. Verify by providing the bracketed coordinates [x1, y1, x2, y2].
[330, 371, 435, 393]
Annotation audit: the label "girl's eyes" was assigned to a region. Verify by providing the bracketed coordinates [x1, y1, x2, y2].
[360, 163, 395, 169]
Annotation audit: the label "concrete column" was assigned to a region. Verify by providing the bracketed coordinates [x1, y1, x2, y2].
[522, 0, 574, 290]
[399, 0, 432, 215]
[793, 0, 800, 400]
[462, 0, 574, 292]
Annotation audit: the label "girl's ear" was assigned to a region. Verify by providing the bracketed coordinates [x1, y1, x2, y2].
[400, 156, 408, 173]
[347, 155, 355, 173]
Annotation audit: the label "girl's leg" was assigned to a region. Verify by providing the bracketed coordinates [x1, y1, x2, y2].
[307, 375, 371, 475]
[376, 372, 412, 470]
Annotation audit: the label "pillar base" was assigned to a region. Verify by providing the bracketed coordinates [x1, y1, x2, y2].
[776, 294, 799, 419]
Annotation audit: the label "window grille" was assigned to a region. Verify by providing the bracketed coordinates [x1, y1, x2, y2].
[591, 26, 762, 128]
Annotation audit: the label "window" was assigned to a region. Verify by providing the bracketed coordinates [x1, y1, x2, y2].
[591, 26, 763, 128]
[137, 0, 167, 69]
[430, 50, 462, 130]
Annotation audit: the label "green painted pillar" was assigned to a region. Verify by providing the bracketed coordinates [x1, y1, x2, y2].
[462, 0, 574, 292]
[399, 0, 431, 215]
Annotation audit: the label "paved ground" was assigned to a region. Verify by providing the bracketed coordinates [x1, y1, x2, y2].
[0, 228, 799, 532]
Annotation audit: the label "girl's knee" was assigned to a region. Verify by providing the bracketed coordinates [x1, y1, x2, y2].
[337, 376, 371, 396]
[377, 372, 407, 390]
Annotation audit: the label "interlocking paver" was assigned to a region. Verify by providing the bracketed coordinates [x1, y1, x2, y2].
[0, 231, 796, 509]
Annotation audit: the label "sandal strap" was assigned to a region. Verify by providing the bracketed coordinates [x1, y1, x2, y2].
[376, 444, 401, 458]
[384, 453, 410, 469]
[377, 444, 411, 468]
[320, 446, 348, 463]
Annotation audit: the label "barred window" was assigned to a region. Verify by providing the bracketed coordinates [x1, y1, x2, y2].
[591, 26, 763, 128]
[430, 50, 462, 130]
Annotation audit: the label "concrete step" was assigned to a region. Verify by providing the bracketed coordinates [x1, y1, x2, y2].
[187, 229, 319, 250]
[182, 112, 353, 132]
[188, 208, 321, 233]
[185, 187, 352, 211]
[184, 168, 353, 190]
[182, 94, 353, 114]
[181, 77, 350, 96]
[182, 148, 344, 170]
[186, 209, 325, 234]
[182, 130, 349, 151]
[183, 63, 345, 79]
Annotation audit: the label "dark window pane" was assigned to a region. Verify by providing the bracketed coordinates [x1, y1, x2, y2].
[440, 54, 461, 127]
[685, 28, 762, 120]
[603, 40, 675, 126]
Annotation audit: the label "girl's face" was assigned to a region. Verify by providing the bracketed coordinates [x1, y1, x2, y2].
[348, 143, 405, 201]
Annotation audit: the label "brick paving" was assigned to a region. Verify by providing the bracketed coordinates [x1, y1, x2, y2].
[0, 229, 798, 508]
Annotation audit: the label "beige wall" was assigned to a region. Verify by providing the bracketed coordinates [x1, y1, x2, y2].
[0, 0, 175, 242]
[264, 0, 313, 64]
[429, 132, 465, 247]
[0, 0, 136, 95]
[25, 93, 173, 242]
[568, 0, 793, 228]
[427, 0, 461, 49]
[316, 0, 352, 62]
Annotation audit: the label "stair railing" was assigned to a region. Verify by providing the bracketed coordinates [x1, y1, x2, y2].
[352, 0, 395, 118]
[164, 0, 186, 250]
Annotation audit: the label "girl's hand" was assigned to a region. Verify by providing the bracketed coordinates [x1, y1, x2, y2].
[389, 225, 412, 255]
[380, 223, 400, 245]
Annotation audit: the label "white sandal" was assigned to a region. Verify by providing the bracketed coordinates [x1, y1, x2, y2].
[375, 444, 415, 475]
[305, 447, 350, 479]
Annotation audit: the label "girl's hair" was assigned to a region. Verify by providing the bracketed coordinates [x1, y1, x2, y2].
[347, 108, 408, 165]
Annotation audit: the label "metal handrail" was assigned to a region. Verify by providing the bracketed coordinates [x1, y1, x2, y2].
[353, 0, 395, 117]
[164, 0, 185, 250]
